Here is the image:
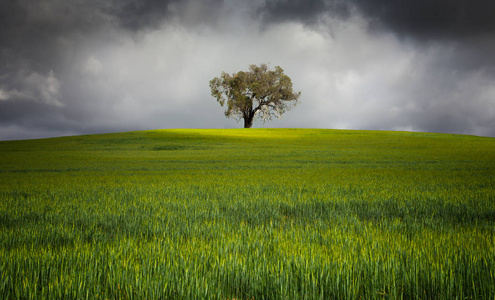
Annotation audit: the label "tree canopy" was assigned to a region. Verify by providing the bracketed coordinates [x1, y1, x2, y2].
[210, 64, 301, 128]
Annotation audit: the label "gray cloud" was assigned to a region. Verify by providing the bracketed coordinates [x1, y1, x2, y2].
[0, 0, 494, 140]
[0, 70, 62, 106]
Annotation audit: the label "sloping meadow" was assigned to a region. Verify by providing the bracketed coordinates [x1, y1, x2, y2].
[0, 129, 494, 299]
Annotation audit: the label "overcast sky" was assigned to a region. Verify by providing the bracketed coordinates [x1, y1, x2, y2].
[1, 0, 495, 140]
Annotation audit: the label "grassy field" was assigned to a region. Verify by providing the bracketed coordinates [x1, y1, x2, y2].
[0, 128, 494, 299]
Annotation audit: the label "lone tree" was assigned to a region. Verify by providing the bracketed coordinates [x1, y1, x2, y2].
[210, 64, 301, 128]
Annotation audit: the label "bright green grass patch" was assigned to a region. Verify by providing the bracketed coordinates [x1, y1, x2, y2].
[0, 129, 494, 299]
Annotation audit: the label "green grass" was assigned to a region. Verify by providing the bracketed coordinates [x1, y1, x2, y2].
[0, 128, 494, 299]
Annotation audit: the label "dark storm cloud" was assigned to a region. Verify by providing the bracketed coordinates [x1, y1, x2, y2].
[0, 0, 179, 76]
[259, 0, 495, 39]
[0, 1, 107, 66]
[109, 0, 179, 31]
[352, 0, 495, 40]
[110, 0, 225, 31]
[257, 0, 350, 26]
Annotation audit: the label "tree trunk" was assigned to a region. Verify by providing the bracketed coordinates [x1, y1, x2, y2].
[243, 115, 254, 128]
